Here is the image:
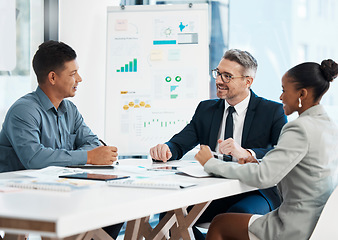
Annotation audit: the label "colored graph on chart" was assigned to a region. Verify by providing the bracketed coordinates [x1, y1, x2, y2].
[143, 118, 189, 128]
[116, 58, 138, 72]
[165, 75, 182, 99]
[153, 70, 197, 100]
[120, 91, 151, 110]
[122, 99, 151, 110]
[170, 85, 179, 99]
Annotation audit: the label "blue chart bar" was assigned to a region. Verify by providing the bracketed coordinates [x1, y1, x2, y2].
[133, 58, 137, 72]
[117, 58, 138, 72]
[153, 40, 177, 45]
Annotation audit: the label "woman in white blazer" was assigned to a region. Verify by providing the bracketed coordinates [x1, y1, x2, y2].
[195, 59, 338, 240]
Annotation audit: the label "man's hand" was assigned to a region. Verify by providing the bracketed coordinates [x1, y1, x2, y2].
[149, 144, 172, 162]
[238, 155, 259, 164]
[195, 145, 213, 166]
[87, 146, 118, 165]
[218, 139, 251, 159]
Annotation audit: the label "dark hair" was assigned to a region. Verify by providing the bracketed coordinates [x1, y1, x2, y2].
[32, 40, 77, 84]
[223, 49, 258, 77]
[287, 59, 338, 101]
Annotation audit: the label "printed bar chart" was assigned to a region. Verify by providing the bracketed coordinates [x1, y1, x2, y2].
[153, 40, 177, 45]
[133, 58, 137, 72]
[117, 58, 138, 72]
[144, 119, 189, 128]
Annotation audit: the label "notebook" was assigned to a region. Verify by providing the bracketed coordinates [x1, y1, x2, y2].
[6, 181, 73, 192]
[6, 178, 97, 192]
[106, 178, 196, 190]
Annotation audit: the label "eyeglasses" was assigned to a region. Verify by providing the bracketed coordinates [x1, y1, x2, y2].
[212, 69, 249, 83]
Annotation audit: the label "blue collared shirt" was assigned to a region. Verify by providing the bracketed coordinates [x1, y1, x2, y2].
[0, 87, 100, 172]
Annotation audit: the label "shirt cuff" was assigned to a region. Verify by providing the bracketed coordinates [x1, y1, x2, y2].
[70, 150, 88, 165]
[247, 149, 256, 158]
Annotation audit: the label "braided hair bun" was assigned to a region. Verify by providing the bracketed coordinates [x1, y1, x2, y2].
[320, 59, 338, 82]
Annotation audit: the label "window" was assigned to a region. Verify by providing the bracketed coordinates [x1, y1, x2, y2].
[229, 0, 338, 123]
[0, 0, 43, 127]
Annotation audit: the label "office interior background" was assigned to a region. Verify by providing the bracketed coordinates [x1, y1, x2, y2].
[1, 0, 338, 142]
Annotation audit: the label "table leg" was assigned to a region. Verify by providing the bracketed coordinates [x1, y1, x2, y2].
[124, 201, 211, 240]
[124, 212, 176, 240]
[81, 228, 115, 240]
[144, 211, 176, 240]
[41, 228, 114, 240]
[170, 201, 211, 240]
[124, 218, 143, 240]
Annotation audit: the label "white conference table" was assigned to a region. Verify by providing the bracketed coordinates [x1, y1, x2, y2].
[0, 160, 255, 240]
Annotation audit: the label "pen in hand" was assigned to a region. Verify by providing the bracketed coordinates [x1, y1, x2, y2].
[99, 139, 119, 165]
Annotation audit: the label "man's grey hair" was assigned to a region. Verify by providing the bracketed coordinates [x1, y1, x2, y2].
[223, 49, 258, 78]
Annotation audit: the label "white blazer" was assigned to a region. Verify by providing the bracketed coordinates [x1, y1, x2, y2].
[204, 105, 338, 240]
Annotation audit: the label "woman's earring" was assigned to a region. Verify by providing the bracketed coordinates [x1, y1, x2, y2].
[298, 98, 302, 108]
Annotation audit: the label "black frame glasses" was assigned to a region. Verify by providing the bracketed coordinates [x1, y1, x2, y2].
[212, 69, 249, 83]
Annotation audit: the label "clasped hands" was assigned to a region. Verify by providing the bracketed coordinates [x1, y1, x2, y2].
[217, 138, 251, 160]
[195, 138, 259, 166]
[150, 139, 259, 166]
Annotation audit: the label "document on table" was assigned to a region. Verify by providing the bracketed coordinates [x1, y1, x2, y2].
[177, 164, 212, 178]
[146, 160, 212, 178]
[14, 166, 86, 179]
[107, 178, 196, 190]
[2, 166, 104, 192]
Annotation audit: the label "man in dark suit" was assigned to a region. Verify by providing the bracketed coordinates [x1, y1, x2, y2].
[150, 49, 287, 239]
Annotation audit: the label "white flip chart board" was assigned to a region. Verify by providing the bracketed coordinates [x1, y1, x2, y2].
[105, 4, 210, 156]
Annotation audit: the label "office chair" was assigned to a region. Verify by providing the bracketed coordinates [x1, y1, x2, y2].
[309, 185, 338, 239]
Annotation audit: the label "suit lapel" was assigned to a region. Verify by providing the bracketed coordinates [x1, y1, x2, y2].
[209, 99, 225, 151]
[242, 90, 260, 146]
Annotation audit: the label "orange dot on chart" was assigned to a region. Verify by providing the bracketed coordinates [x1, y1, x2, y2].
[134, 104, 140, 108]
[145, 104, 151, 108]
[123, 105, 129, 110]
[140, 101, 145, 107]
[129, 102, 134, 107]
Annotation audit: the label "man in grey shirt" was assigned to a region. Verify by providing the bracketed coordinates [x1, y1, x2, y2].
[0, 40, 123, 239]
[0, 41, 118, 172]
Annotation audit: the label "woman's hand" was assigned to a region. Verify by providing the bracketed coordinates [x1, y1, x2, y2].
[238, 155, 259, 164]
[195, 145, 213, 166]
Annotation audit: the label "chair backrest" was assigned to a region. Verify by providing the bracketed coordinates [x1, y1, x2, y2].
[309, 185, 338, 239]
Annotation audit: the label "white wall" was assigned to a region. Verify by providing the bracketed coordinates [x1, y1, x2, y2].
[59, 0, 119, 138]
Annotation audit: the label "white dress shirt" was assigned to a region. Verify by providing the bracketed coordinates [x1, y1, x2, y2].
[215, 93, 256, 158]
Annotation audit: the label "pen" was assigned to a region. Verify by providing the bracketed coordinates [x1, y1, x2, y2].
[99, 139, 107, 146]
[211, 150, 233, 162]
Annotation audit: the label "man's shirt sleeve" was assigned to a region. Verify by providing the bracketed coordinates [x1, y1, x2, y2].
[5, 104, 90, 169]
